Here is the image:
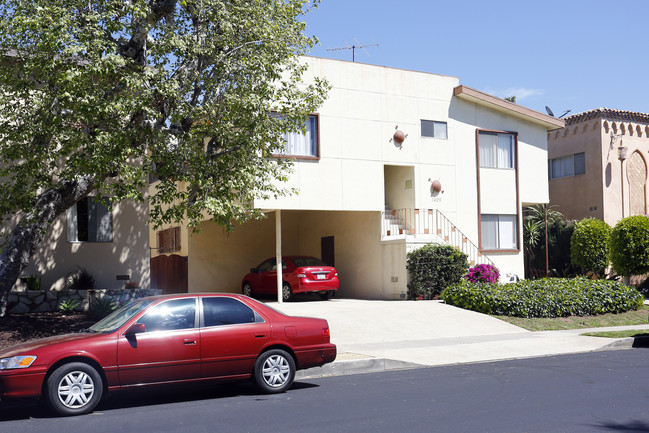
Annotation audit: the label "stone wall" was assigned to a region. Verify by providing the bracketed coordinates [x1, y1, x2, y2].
[6, 288, 162, 314]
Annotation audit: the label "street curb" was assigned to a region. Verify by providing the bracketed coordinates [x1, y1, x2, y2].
[296, 357, 422, 380]
[602, 335, 649, 350]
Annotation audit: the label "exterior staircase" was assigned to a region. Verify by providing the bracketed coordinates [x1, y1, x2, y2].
[381, 208, 494, 267]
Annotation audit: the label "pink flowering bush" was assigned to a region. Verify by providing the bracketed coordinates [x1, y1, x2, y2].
[465, 264, 500, 284]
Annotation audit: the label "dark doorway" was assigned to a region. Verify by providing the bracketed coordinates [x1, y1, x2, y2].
[151, 254, 188, 294]
[321, 236, 335, 267]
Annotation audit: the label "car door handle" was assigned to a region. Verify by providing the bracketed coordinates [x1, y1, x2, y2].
[184, 339, 197, 345]
[254, 333, 266, 338]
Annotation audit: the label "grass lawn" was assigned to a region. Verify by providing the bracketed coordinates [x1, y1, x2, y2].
[494, 305, 649, 332]
[581, 330, 649, 338]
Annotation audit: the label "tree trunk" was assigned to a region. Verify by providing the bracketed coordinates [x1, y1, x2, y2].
[0, 178, 97, 315]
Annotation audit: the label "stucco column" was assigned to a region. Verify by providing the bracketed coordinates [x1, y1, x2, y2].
[275, 210, 282, 303]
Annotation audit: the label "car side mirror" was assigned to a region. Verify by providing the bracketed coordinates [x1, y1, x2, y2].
[250, 268, 257, 273]
[125, 323, 146, 337]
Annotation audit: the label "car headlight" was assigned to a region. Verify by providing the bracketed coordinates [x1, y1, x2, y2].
[0, 356, 37, 370]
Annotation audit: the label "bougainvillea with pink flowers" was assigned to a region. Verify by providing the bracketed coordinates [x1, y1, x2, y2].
[464, 264, 500, 284]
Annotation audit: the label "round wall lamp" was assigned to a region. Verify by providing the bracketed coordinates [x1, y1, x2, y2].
[431, 179, 442, 193]
[393, 129, 406, 144]
[389, 125, 408, 149]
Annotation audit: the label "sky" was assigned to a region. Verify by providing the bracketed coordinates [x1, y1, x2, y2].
[302, 0, 648, 118]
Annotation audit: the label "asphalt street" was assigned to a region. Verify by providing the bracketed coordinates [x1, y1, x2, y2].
[2, 349, 649, 432]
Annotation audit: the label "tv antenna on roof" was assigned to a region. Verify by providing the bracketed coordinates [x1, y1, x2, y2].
[545, 106, 571, 118]
[327, 38, 378, 62]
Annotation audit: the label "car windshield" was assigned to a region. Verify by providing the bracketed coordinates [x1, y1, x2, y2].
[292, 257, 327, 267]
[89, 299, 154, 333]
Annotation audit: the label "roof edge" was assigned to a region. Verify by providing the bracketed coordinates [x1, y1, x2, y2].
[564, 108, 649, 125]
[453, 85, 565, 131]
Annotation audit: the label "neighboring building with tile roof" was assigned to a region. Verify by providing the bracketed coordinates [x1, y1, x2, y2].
[548, 108, 649, 226]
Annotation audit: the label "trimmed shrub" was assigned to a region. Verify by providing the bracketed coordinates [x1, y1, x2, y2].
[441, 277, 643, 318]
[406, 243, 469, 299]
[64, 267, 96, 291]
[570, 218, 611, 277]
[465, 264, 500, 284]
[610, 215, 649, 277]
[88, 298, 117, 320]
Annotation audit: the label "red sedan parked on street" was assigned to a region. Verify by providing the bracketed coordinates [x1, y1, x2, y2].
[0, 294, 336, 416]
[242, 256, 339, 301]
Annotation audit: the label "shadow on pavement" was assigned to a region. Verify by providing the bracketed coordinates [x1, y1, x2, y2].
[0, 381, 319, 421]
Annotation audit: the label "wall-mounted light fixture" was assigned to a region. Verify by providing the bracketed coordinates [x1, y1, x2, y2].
[389, 125, 408, 149]
[618, 143, 627, 218]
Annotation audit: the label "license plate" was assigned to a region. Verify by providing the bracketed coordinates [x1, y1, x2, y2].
[316, 274, 326, 280]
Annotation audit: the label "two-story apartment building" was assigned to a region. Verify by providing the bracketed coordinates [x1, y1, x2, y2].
[548, 108, 649, 226]
[153, 57, 563, 299]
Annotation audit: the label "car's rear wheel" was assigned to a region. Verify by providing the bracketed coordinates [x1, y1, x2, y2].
[282, 282, 293, 302]
[253, 349, 296, 393]
[45, 362, 103, 416]
[242, 282, 253, 297]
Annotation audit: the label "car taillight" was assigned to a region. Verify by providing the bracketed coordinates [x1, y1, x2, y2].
[297, 273, 306, 278]
[322, 327, 330, 337]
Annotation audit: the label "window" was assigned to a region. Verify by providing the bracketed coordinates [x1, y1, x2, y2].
[157, 227, 181, 253]
[421, 120, 448, 139]
[202, 297, 263, 327]
[282, 114, 319, 158]
[137, 298, 196, 332]
[481, 214, 518, 250]
[66, 197, 113, 242]
[479, 132, 516, 169]
[549, 153, 585, 179]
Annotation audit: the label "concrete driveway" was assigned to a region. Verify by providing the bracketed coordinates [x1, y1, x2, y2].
[269, 299, 647, 376]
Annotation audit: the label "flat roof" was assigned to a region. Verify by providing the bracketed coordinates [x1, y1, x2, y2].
[453, 85, 565, 131]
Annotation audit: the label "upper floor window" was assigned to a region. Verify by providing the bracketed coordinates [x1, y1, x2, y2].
[282, 114, 319, 158]
[549, 153, 585, 179]
[421, 120, 447, 139]
[479, 132, 516, 169]
[157, 226, 181, 254]
[66, 197, 113, 242]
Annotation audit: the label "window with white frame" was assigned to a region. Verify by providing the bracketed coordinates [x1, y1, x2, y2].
[479, 132, 516, 169]
[481, 214, 517, 250]
[282, 114, 319, 158]
[66, 197, 113, 242]
[421, 120, 447, 139]
[549, 153, 585, 179]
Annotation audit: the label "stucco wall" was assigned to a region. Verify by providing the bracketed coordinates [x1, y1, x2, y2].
[548, 117, 649, 227]
[548, 121, 605, 221]
[21, 199, 150, 291]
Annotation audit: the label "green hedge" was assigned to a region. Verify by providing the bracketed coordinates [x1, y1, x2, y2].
[406, 244, 468, 300]
[441, 278, 643, 318]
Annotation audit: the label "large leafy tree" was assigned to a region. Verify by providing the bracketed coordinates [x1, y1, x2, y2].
[0, 0, 328, 303]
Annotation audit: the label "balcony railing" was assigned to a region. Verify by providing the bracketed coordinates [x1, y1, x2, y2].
[381, 208, 494, 266]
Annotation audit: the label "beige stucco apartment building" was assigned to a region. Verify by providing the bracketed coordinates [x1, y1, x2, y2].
[154, 57, 564, 299]
[548, 109, 649, 226]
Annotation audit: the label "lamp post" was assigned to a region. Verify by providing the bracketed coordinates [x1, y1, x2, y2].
[618, 144, 627, 219]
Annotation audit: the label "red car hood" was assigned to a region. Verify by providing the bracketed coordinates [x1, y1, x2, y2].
[0, 332, 103, 358]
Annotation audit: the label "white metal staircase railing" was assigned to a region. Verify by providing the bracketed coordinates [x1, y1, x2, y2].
[381, 208, 495, 267]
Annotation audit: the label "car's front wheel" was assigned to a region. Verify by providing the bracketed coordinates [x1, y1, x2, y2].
[253, 349, 296, 393]
[45, 362, 103, 416]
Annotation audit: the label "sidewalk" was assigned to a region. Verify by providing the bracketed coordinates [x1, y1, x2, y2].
[268, 299, 649, 379]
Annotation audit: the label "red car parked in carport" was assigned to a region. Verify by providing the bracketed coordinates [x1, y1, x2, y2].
[242, 256, 339, 301]
[0, 294, 336, 416]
